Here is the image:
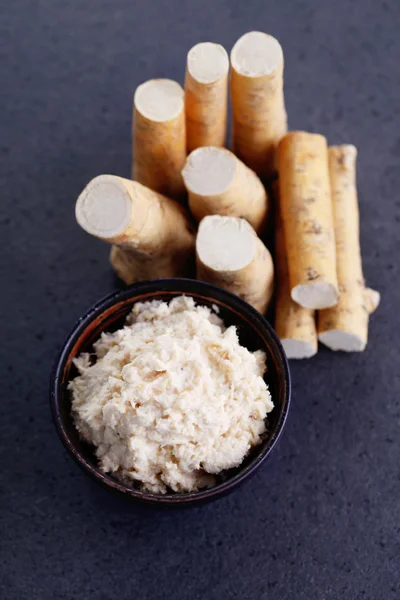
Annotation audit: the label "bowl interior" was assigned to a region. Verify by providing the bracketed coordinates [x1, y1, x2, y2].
[52, 280, 290, 504]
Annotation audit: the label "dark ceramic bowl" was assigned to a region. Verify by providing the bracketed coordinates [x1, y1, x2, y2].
[50, 279, 291, 506]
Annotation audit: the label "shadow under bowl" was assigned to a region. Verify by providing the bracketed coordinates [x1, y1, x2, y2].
[50, 278, 291, 506]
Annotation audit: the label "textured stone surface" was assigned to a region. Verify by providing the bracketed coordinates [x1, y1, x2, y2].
[1, 0, 400, 598]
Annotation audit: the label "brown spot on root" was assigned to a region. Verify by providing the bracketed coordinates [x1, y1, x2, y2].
[304, 151, 318, 160]
[304, 220, 322, 234]
[306, 267, 320, 281]
[323, 319, 334, 328]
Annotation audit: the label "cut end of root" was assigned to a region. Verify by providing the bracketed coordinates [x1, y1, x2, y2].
[134, 79, 184, 122]
[281, 339, 317, 360]
[231, 31, 283, 77]
[291, 282, 339, 310]
[364, 288, 380, 314]
[182, 147, 236, 196]
[318, 330, 366, 352]
[329, 144, 358, 169]
[187, 42, 229, 83]
[197, 215, 256, 272]
[76, 175, 131, 240]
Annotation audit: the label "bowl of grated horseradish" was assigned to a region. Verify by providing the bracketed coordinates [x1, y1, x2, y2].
[50, 278, 291, 506]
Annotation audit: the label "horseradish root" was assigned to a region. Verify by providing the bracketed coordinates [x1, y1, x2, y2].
[133, 79, 186, 201]
[75, 175, 195, 284]
[274, 185, 317, 359]
[230, 31, 287, 178]
[196, 215, 274, 314]
[318, 146, 378, 352]
[182, 146, 269, 233]
[185, 42, 229, 152]
[278, 131, 339, 309]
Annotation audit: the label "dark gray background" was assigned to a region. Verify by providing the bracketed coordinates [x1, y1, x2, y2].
[1, 0, 399, 598]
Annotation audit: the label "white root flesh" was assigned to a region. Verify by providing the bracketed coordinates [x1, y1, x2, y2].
[182, 146, 269, 234]
[76, 175, 195, 284]
[196, 215, 274, 314]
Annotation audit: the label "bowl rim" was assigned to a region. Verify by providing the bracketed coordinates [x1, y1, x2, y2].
[50, 278, 291, 505]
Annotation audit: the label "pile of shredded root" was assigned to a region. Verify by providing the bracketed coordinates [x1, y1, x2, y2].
[69, 296, 273, 494]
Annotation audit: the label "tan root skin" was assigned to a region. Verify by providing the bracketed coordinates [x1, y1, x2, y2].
[230, 31, 287, 178]
[75, 175, 195, 284]
[274, 184, 317, 359]
[278, 131, 339, 309]
[185, 42, 229, 153]
[196, 215, 274, 314]
[182, 146, 269, 234]
[133, 79, 186, 201]
[318, 146, 379, 352]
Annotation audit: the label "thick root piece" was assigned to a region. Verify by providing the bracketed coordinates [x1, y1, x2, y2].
[133, 79, 186, 201]
[196, 215, 274, 314]
[108, 245, 191, 285]
[185, 42, 229, 153]
[230, 31, 287, 178]
[318, 145, 372, 352]
[75, 175, 195, 284]
[278, 131, 339, 309]
[182, 146, 269, 234]
[274, 184, 317, 359]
